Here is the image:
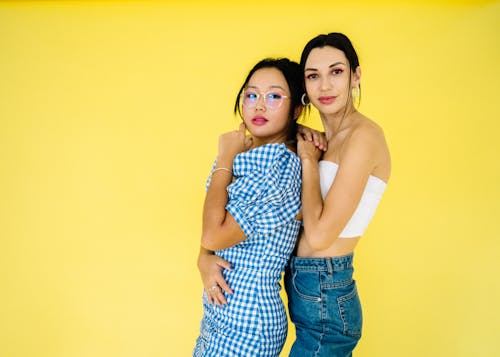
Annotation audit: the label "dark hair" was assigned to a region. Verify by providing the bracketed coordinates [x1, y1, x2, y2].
[234, 58, 303, 142]
[300, 32, 361, 107]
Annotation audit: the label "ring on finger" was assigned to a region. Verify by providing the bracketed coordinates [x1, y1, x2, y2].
[209, 285, 217, 292]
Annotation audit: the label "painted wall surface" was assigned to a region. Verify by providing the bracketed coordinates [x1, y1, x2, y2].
[1, 1, 499, 356]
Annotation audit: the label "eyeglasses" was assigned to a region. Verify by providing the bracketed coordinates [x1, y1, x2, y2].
[240, 90, 290, 110]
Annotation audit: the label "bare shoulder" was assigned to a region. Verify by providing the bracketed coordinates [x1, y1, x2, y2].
[349, 113, 387, 147]
[348, 113, 391, 181]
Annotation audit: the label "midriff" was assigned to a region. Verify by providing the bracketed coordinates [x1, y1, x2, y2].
[295, 230, 360, 257]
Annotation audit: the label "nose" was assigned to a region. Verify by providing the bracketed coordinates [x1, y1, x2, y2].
[320, 76, 332, 91]
[255, 95, 266, 110]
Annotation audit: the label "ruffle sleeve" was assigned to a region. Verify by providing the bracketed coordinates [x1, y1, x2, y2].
[225, 145, 301, 238]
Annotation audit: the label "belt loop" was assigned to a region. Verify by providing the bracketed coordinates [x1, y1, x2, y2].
[326, 258, 333, 275]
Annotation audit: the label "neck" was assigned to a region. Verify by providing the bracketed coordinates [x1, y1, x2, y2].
[251, 133, 288, 149]
[320, 105, 357, 140]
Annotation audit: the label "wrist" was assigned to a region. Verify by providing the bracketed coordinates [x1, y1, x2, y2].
[216, 156, 234, 168]
[197, 250, 213, 267]
[300, 154, 319, 162]
[211, 167, 233, 177]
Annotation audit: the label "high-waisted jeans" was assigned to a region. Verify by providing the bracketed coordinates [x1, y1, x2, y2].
[284, 253, 362, 357]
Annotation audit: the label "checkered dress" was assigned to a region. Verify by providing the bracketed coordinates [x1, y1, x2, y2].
[194, 143, 302, 357]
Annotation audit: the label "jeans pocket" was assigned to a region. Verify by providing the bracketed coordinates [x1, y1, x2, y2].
[337, 282, 362, 338]
[291, 270, 321, 302]
[285, 268, 322, 327]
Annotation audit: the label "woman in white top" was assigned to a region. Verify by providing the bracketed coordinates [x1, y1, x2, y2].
[198, 32, 391, 357]
[284, 32, 391, 356]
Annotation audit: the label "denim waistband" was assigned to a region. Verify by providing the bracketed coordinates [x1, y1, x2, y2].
[289, 253, 353, 272]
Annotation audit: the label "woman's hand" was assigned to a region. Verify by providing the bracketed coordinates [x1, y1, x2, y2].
[297, 132, 323, 162]
[297, 124, 328, 152]
[197, 250, 234, 306]
[217, 123, 253, 164]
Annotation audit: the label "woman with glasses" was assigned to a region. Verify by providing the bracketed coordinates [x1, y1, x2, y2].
[198, 33, 391, 357]
[284, 32, 391, 356]
[193, 58, 325, 357]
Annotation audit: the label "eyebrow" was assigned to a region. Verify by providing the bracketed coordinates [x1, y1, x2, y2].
[305, 61, 346, 71]
[246, 85, 286, 91]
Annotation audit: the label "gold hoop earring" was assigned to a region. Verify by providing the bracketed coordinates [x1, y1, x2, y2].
[352, 86, 360, 99]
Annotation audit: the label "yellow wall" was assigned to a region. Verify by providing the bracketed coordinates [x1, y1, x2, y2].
[1, 1, 499, 356]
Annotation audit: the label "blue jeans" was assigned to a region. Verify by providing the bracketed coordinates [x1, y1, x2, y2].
[284, 254, 362, 357]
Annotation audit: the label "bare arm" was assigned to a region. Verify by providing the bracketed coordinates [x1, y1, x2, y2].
[299, 127, 379, 250]
[197, 125, 253, 304]
[201, 124, 252, 251]
[201, 164, 245, 250]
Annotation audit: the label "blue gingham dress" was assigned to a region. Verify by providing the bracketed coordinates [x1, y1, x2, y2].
[194, 143, 302, 357]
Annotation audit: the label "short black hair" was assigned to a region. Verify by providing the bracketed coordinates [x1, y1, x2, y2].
[234, 58, 303, 142]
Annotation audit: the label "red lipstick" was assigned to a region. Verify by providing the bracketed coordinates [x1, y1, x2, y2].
[251, 115, 268, 126]
[319, 96, 336, 105]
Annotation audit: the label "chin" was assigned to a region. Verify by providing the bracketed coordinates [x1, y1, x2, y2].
[320, 106, 343, 115]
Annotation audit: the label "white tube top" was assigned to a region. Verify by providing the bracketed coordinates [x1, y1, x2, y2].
[319, 160, 387, 238]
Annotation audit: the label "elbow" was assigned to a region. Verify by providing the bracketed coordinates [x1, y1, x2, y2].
[307, 239, 332, 252]
[303, 228, 337, 251]
[201, 230, 223, 251]
[201, 231, 218, 251]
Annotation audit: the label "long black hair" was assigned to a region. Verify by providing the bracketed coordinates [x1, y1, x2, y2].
[300, 32, 361, 109]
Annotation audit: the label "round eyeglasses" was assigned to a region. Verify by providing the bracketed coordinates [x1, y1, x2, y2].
[241, 90, 290, 110]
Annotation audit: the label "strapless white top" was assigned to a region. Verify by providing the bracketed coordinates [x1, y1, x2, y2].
[319, 160, 387, 238]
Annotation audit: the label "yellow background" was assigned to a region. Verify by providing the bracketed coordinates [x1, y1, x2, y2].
[1, 0, 499, 356]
